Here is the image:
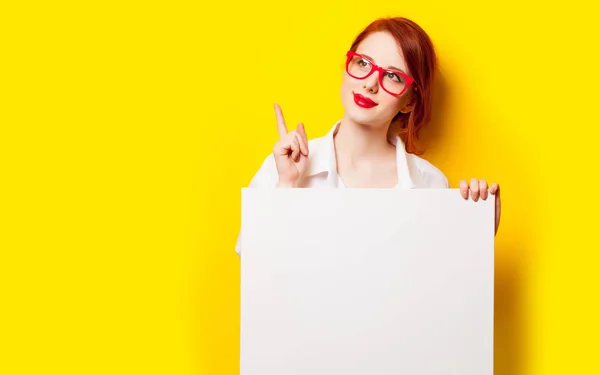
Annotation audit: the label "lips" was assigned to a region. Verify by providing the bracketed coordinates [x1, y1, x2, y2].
[353, 92, 378, 108]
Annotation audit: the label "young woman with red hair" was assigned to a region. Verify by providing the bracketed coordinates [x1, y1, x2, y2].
[236, 17, 501, 254]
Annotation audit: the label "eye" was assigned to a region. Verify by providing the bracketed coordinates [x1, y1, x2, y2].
[385, 71, 404, 83]
[358, 58, 371, 68]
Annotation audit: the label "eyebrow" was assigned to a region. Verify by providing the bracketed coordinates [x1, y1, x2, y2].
[361, 53, 407, 74]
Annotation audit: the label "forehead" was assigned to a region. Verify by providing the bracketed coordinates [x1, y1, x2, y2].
[355, 31, 408, 73]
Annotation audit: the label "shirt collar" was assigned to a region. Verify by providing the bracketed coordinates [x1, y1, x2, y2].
[307, 120, 417, 189]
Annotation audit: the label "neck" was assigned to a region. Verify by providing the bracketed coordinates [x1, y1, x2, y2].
[334, 116, 395, 162]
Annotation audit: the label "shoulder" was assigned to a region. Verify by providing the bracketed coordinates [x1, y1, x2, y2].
[408, 154, 449, 188]
[305, 133, 330, 160]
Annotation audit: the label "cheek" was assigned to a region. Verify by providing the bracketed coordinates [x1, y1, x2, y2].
[382, 90, 414, 114]
[377, 95, 403, 115]
[340, 75, 357, 103]
[341, 74, 356, 93]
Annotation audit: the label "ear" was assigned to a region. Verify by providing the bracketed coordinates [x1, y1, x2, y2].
[399, 103, 414, 114]
[398, 97, 415, 114]
[398, 88, 418, 114]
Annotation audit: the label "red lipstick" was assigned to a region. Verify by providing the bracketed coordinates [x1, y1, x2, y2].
[353, 92, 378, 108]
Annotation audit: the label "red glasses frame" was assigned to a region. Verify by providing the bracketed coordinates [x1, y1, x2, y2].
[345, 51, 415, 96]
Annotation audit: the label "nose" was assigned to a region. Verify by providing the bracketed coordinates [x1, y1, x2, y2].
[362, 72, 379, 93]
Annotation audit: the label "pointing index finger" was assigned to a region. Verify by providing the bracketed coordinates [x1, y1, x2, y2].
[274, 103, 288, 138]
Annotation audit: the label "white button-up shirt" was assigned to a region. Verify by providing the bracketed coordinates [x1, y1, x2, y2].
[235, 120, 449, 254]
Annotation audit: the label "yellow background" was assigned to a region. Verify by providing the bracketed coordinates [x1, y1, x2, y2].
[2, 1, 599, 374]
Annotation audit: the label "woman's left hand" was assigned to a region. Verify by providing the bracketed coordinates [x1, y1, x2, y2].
[459, 178, 501, 235]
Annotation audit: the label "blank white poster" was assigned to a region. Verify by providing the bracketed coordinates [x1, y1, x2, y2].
[240, 188, 495, 375]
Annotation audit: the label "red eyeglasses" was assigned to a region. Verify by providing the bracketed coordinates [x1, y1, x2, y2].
[345, 51, 415, 96]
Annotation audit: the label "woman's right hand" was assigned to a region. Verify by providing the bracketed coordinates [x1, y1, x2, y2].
[273, 103, 309, 188]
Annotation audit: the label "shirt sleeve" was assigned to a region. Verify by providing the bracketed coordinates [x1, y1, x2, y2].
[430, 173, 450, 188]
[422, 170, 450, 189]
[442, 174, 450, 188]
[235, 154, 278, 256]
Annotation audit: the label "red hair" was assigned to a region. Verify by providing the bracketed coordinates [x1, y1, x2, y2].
[349, 17, 437, 155]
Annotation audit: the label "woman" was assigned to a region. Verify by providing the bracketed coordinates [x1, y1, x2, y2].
[236, 17, 501, 254]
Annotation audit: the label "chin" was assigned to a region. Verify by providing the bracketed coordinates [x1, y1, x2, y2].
[343, 104, 386, 128]
[347, 108, 375, 125]
[340, 88, 393, 128]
